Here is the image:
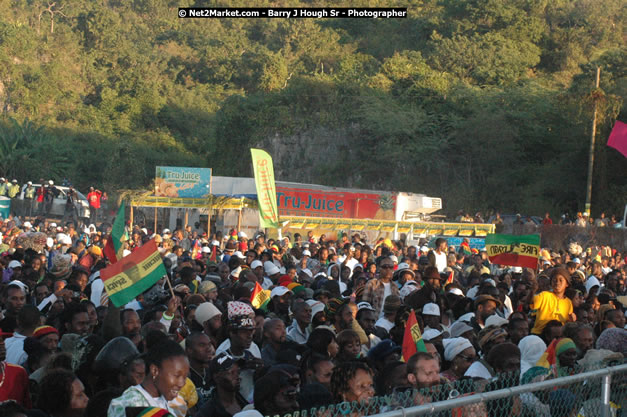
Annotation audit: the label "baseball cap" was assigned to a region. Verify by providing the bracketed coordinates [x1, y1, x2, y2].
[233, 251, 246, 260]
[367, 339, 401, 362]
[423, 303, 440, 316]
[485, 315, 509, 328]
[210, 352, 244, 374]
[449, 321, 474, 338]
[271, 286, 292, 298]
[302, 250, 311, 257]
[357, 301, 375, 312]
[423, 328, 444, 341]
[251, 260, 263, 269]
[8, 260, 22, 269]
[264, 261, 280, 276]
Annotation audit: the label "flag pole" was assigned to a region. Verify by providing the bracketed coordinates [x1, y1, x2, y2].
[585, 66, 601, 216]
[165, 274, 176, 299]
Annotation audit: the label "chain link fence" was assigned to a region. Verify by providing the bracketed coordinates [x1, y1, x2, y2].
[271, 360, 627, 417]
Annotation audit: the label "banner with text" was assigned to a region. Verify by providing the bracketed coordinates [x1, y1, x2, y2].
[485, 233, 540, 269]
[251, 149, 280, 228]
[155, 166, 211, 198]
[100, 239, 166, 307]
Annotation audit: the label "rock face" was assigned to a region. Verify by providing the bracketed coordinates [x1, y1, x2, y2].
[257, 124, 363, 187]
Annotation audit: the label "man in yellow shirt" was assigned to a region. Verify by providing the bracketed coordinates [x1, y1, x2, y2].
[531, 267, 575, 334]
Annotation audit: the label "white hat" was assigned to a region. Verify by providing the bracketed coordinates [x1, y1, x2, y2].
[27, 181, 32, 185]
[201, 246, 211, 253]
[458, 312, 475, 323]
[271, 286, 291, 298]
[195, 302, 222, 326]
[447, 288, 464, 297]
[8, 280, 28, 292]
[301, 268, 313, 278]
[8, 260, 22, 269]
[396, 262, 410, 271]
[420, 246, 429, 253]
[84, 228, 91, 235]
[264, 261, 280, 276]
[23, 221, 32, 229]
[484, 279, 497, 287]
[141, 228, 148, 235]
[46, 237, 54, 248]
[233, 251, 246, 260]
[572, 258, 581, 264]
[509, 266, 523, 274]
[0, 177, 4, 181]
[230, 266, 242, 278]
[449, 321, 474, 338]
[211, 240, 220, 246]
[443, 337, 474, 362]
[423, 328, 444, 341]
[162, 228, 171, 235]
[238, 231, 247, 238]
[400, 281, 419, 300]
[585, 276, 601, 294]
[302, 250, 311, 257]
[11, 179, 16, 183]
[423, 303, 441, 316]
[251, 260, 263, 269]
[309, 301, 325, 322]
[389, 255, 398, 263]
[485, 315, 509, 328]
[357, 301, 375, 312]
[48, 180, 54, 185]
[58, 234, 72, 245]
[49, 222, 57, 228]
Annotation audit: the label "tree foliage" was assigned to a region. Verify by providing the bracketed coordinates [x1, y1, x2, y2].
[0, 0, 625, 216]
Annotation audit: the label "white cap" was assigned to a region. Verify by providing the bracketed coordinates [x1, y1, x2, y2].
[357, 301, 375, 312]
[423, 303, 440, 316]
[233, 251, 246, 260]
[573, 258, 581, 264]
[458, 312, 475, 323]
[46, 237, 54, 248]
[201, 246, 211, 253]
[238, 231, 247, 238]
[264, 261, 280, 276]
[309, 301, 325, 322]
[302, 250, 311, 257]
[27, 181, 32, 185]
[400, 281, 419, 300]
[443, 337, 474, 362]
[449, 321, 474, 338]
[389, 255, 398, 263]
[423, 328, 444, 341]
[485, 315, 509, 328]
[23, 221, 32, 229]
[251, 260, 263, 269]
[162, 228, 171, 234]
[195, 302, 221, 326]
[396, 262, 410, 271]
[420, 246, 429, 253]
[301, 268, 313, 278]
[8, 260, 22, 269]
[49, 222, 57, 228]
[57, 234, 72, 245]
[484, 279, 497, 287]
[230, 266, 242, 279]
[141, 228, 148, 235]
[447, 288, 464, 297]
[8, 280, 27, 292]
[48, 180, 54, 185]
[585, 276, 601, 294]
[271, 286, 291, 298]
[509, 266, 523, 274]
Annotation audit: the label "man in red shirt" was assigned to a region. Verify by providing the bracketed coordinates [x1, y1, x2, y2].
[542, 212, 553, 225]
[87, 187, 102, 224]
[0, 328, 31, 408]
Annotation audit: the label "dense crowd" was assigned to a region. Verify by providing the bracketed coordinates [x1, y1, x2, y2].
[0, 215, 626, 417]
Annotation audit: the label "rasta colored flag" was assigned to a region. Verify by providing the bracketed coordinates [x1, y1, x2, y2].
[485, 233, 540, 269]
[251, 149, 280, 229]
[100, 239, 166, 307]
[250, 282, 271, 310]
[402, 310, 427, 361]
[103, 200, 128, 263]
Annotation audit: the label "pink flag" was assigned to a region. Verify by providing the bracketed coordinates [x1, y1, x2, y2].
[607, 121, 627, 158]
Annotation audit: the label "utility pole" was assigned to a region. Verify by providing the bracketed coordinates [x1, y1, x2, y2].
[584, 67, 601, 217]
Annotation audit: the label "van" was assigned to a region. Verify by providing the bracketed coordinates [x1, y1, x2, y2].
[18, 184, 91, 220]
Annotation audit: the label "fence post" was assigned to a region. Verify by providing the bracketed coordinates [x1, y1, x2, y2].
[600, 373, 612, 417]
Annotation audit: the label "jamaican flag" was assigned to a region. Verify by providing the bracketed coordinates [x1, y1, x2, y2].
[100, 239, 166, 307]
[485, 233, 540, 269]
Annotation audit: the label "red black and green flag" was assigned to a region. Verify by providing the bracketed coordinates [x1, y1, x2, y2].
[485, 233, 540, 269]
[402, 310, 428, 361]
[103, 200, 127, 263]
[100, 239, 166, 307]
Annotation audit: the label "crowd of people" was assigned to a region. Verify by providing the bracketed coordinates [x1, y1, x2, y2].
[0, 214, 626, 417]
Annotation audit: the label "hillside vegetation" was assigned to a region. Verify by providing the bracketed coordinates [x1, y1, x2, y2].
[0, 0, 625, 216]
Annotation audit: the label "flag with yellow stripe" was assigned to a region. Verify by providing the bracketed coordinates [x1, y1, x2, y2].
[100, 239, 166, 307]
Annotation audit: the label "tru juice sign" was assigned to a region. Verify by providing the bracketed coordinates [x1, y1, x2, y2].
[275, 186, 396, 220]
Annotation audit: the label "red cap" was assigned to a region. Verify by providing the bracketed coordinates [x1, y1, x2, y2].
[33, 325, 59, 339]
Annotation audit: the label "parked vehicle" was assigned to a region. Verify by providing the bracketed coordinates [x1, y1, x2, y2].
[17, 184, 91, 220]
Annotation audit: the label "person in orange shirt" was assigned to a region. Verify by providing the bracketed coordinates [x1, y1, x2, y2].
[87, 186, 102, 224]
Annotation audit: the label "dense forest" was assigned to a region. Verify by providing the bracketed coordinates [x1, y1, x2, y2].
[0, 0, 625, 217]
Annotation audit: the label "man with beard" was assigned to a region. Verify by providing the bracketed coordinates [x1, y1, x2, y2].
[356, 302, 381, 354]
[470, 295, 501, 333]
[61, 302, 91, 337]
[121, 308, 142, 348]
[261, 319, 287, 365]
[406, 351, 443, 401]
[186, 332, 216, 408]
[196, 352, 247, 417]
[0, 284, 27, 333]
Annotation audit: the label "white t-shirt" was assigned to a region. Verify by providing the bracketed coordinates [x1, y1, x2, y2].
[434, 250, 447, 273]
[380, 282, 392, 318]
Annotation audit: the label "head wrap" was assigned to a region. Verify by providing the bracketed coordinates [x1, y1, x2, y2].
[595, 328, 627, 356]
[443, 337, 473, 361]
[478, 327, 507, 351]
[535, 337, 576, 377]
[33, 325, 59, 339]
[518, 335, 547, 377]
[227, 301, 254, 319]
[198, 280, 217, 294]
[195, 302, 222, 326]
[325, 297, 349, 318]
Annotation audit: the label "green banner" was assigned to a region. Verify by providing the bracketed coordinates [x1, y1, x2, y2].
[251, 149, 280, 228]
[0, 197, 10, 220]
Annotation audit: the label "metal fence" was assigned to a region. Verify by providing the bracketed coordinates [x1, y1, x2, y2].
[273, 362, 627, 417]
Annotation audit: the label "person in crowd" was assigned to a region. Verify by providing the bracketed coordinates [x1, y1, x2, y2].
[37, 369, 89, 417]
[195, 352, 247, 417]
